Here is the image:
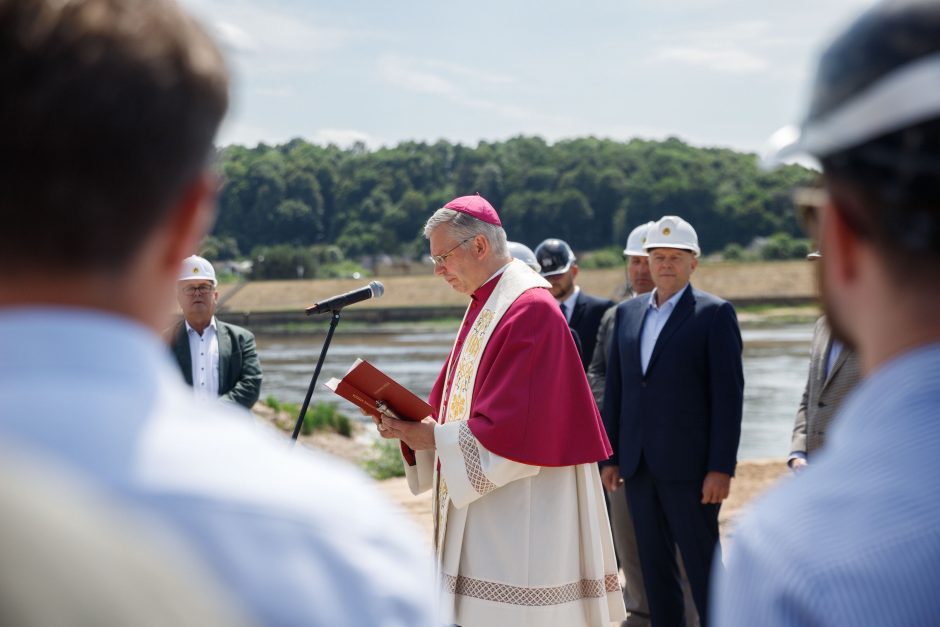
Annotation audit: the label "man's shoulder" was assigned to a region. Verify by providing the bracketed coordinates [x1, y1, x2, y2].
[162, 319, 186, 343]
[614, 293, 648, 316]
[512, 285, 556, 309]
[140, 392, 434, 624]
[689, 286, 730, 309]
[141, 394, 417, 542]
[216, 318, 255, 339]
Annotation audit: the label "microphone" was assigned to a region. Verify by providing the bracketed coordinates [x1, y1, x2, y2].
[305, 281, 384, 315]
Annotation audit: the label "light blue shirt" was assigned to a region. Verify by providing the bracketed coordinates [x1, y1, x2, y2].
[640, 284, 689, 374]
[826, 338, 844, 378]
[713, 342, 940, 626]
[0, 309, 436, 627]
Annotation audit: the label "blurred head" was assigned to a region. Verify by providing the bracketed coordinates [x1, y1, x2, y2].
[0, 0, 228, 326]
[628, 256, 654, 295]
[507, 242, 541, 272]
[624, 222, 655, 295]
[769, 0, 940, 354]
[535, 239, 578, 300]
[424, 204, 510, 295]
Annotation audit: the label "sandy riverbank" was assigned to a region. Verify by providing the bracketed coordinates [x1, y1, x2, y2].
[375, 458, 789, 546]
[287, 423, 790, 547]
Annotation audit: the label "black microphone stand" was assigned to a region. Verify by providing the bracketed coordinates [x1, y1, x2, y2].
[291, 309, 342, 442]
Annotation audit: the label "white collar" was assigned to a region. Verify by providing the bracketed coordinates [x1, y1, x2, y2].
[185, 316, 217, 336]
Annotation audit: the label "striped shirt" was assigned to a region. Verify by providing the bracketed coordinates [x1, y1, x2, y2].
[713, 342, 940, 626]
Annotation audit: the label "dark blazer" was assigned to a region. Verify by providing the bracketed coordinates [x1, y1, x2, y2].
[790, 316, 861, 457]
[569, 290, 615, 371]
[170, 319, 262, 409]
[602, 285, 744, 482]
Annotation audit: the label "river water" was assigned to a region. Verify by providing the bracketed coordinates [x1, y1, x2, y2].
[256, 321, 814, 461]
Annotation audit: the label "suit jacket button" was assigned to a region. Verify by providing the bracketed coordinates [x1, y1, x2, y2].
[641, 381, 647, 388]
[818, 401, 826, 407]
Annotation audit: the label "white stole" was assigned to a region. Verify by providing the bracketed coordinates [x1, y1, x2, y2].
[432, 259, 549, 560]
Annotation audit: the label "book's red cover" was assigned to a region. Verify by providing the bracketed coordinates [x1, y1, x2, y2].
[325, 359, 432, 422]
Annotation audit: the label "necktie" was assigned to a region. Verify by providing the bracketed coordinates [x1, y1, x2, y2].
[559, 301, 568, 321]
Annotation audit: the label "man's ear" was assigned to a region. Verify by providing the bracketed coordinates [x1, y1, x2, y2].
[472, 234, 489, 259]
[163, 172, 219, 273]
[823, 195, 860, 286]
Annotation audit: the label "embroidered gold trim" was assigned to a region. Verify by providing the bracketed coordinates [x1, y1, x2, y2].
[445, 308, 496, 425]
[441, 573, 621, 606]
[458, 422, 497, 495]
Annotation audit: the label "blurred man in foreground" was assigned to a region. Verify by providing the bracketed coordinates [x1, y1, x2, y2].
[379, 195, 626, 626]
[0, 1, 435, 625]
[715, 1, 940, 623]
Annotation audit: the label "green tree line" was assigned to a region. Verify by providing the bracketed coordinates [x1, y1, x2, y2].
[211, 135, 816, 266]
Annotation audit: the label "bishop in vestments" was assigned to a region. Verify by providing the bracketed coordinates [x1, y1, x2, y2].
[379, 194, 626, 627]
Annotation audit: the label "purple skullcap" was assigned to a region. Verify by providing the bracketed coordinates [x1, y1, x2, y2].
[443, 193, 502, 226]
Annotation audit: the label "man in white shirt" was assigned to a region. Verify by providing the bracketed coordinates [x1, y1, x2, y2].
[0, 1, 436, 625]
[170, 255, 263, 408]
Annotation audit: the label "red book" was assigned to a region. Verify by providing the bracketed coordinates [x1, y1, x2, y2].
[324, 358, 432, 422]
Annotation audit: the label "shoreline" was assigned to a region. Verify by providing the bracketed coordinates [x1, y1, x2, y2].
[375, 458, 789, 546]
[216, 260, 819, 330]
[281, 421, 790, 546]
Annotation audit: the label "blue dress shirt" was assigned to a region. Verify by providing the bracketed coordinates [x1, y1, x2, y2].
[713, 342, 940, 626]
[0, 309, 436, 627]
[640, 284, 689, 374]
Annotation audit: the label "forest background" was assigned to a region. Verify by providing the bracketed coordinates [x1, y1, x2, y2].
[204, 135, 817, 280]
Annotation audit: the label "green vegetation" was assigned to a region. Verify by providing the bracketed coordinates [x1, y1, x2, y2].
[301, 402, 353, 437]
[210, 136, 817, 277]
[362, 439, 407, 479]
[250, 243, 369, 280]
[264, 396, 352, 438]
[719, 232, 812, 262]
[579, 246, 626, 269]
[264, 394, 283, 412]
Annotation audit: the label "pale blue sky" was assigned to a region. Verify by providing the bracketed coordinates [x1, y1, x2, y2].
[181, 0, 877, 154]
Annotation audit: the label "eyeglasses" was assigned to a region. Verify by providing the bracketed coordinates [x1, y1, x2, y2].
[431, 237, 473, 267]
[181, 284, 214, 296]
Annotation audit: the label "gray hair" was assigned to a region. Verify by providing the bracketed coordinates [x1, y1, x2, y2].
[423, 208, 509, 257]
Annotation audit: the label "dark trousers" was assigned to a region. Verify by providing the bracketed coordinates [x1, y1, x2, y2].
[626, 457, 721, 627]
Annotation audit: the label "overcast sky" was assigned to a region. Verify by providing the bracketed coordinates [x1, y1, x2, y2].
[181, 0, 877, 154]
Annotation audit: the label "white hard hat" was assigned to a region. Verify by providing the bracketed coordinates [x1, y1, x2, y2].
[643, 216, 700, 257]
[623, 221, 655, 257]
[507, 241, 540, 272]
[178, 255, 217, 285]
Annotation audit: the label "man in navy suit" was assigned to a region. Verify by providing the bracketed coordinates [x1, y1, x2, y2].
[600, 216, 743, 627]
[535, 238, 614, 370]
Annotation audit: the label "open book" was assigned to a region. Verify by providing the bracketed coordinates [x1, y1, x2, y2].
[324, 358, 433, 422]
